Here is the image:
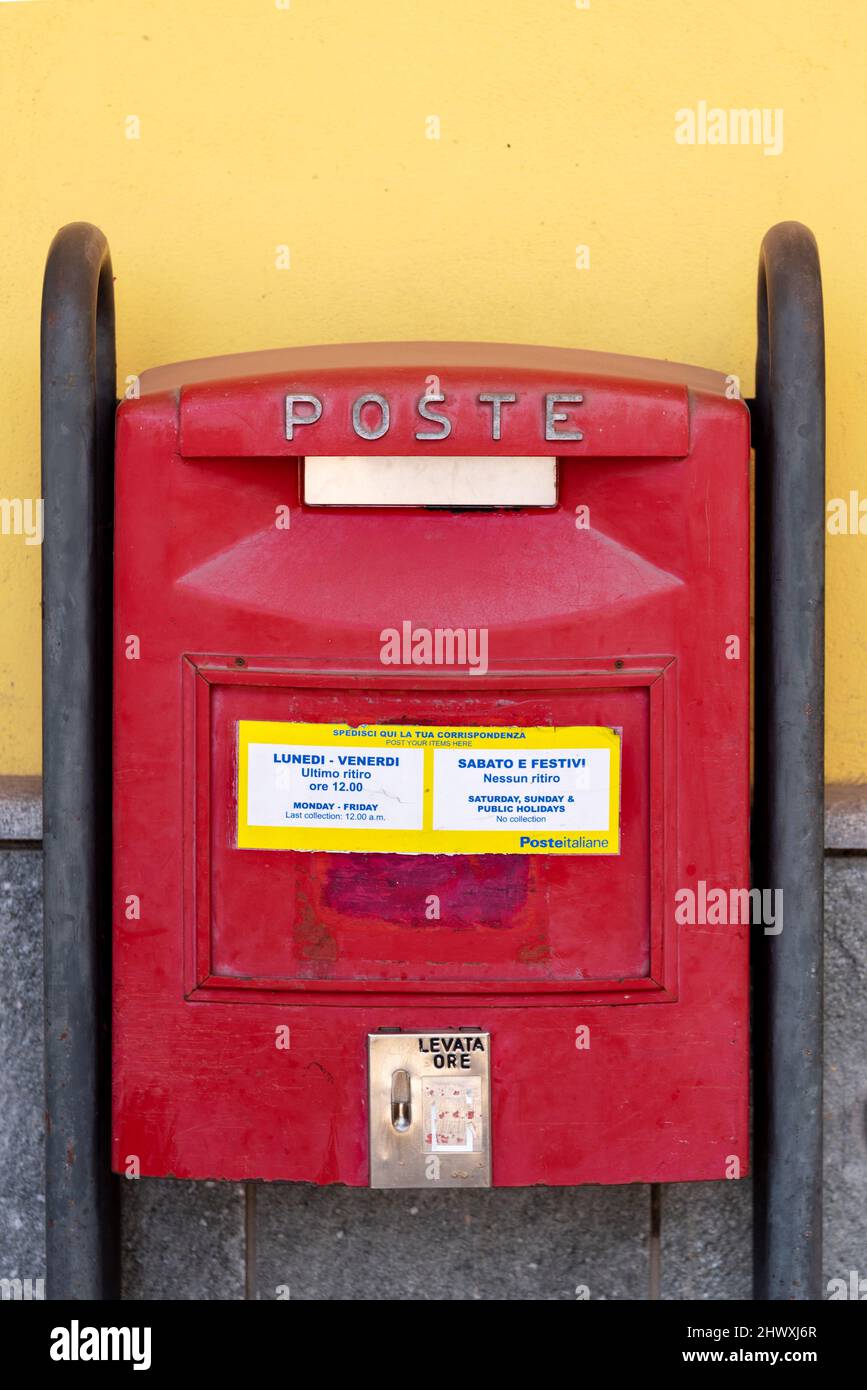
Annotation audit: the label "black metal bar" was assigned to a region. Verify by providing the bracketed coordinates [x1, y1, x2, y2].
[41, 223, 119, 1300]
[751, 222, 825, 1301]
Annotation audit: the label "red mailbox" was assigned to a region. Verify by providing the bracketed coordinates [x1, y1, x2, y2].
[111, 341, 750, 1187]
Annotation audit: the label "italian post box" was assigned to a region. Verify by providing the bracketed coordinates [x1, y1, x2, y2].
[112, 341, 750, 1188]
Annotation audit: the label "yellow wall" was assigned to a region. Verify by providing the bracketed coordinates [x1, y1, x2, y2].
[1, 0, 863, 778]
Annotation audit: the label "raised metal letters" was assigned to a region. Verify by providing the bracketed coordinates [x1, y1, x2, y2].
[284, 389, 586, 443]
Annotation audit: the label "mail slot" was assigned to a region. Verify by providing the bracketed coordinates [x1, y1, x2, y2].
[111, 340, 750, 1187]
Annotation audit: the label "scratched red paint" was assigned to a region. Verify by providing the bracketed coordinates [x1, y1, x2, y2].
[112, 342, 750, 1186]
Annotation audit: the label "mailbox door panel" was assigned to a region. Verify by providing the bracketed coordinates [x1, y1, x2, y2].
[112, 356, 749, 1186]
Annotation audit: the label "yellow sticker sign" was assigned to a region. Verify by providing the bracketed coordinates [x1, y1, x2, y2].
[237, 722, 621, 856]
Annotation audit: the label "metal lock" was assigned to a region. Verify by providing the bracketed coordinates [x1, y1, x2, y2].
[368, 1032, 492, 1189]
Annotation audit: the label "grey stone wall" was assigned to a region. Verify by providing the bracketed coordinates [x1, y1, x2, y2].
[2, 777, 864, 1300]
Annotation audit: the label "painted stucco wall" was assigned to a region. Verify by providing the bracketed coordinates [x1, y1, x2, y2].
[0, 0, 864, 775]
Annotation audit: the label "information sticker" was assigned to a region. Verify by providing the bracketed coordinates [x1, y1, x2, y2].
[237, 721, 621, 855]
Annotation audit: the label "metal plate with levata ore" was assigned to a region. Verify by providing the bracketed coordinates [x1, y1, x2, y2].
[368, 1032, 492, 1189]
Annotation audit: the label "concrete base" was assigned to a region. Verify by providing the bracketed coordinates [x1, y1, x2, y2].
[3, 779, 864, 1300]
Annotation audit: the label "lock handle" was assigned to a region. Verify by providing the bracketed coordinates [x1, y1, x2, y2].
[390, 1068, 412, 1132]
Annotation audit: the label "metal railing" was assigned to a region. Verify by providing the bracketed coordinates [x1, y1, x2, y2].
[751, 221, 826, 1301]
[41, 223, 119, 1300]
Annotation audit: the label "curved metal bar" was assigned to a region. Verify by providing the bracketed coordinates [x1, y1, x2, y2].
[41, 223, 119, 1299]
[751, 222, 825, 1301]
